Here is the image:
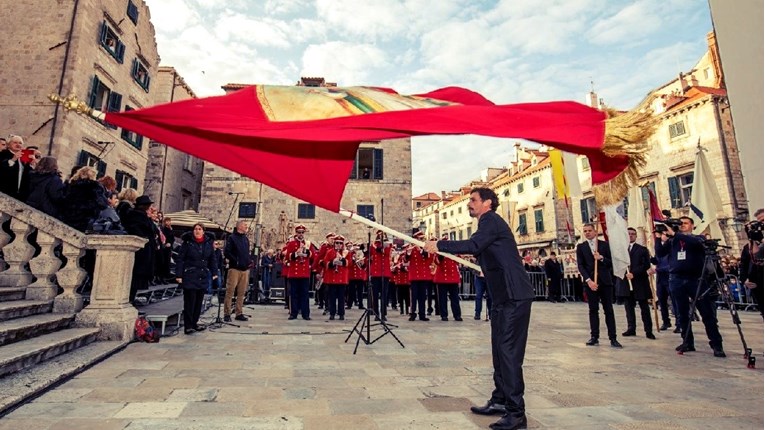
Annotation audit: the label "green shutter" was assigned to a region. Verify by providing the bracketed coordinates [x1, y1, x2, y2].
[373, 148, 383, 179]
[130, 177, 138, 190]
[668, 176, 681, 208]
[579, 199, 588, 224]
[88, 76, 101, 108]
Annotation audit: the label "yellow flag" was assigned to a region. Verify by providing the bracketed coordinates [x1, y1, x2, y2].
[549, 149, 569, 199]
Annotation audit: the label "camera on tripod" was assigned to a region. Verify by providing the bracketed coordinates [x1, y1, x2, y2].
[653, 209, 682, 234]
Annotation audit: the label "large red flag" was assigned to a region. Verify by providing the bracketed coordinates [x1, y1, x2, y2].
[101, 85, 628, 212]
[647, 188, 664, 230]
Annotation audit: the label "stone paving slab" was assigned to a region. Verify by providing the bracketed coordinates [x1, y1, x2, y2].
[2, 301, 763, 429]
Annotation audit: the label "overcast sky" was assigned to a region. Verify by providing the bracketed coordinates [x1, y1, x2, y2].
[144, 0, 713, 197]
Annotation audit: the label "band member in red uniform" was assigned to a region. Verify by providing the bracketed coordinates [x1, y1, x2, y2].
[285, 225, 313, 320]
[369, 230, 392, 321]
[323, 235, 350, 320]
[434, 234, 463, 321]
[347, 241, 367, 309]
[313, 232, 335, 310]
[406, 229, 433, 321]
[392, 247, 410, 315]
[280, 240, 290, 311]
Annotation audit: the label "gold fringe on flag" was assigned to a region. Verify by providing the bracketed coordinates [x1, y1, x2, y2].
[593, 97, 657, 206]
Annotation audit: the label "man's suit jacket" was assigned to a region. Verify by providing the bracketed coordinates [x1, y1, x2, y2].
[616, 242, 652, 299]
[437, 210, 534, 305]
[576, 239, 613, 286]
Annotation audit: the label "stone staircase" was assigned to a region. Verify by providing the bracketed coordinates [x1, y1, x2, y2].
[0, 194, 147, 416]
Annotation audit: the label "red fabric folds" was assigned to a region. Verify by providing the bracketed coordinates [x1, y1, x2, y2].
[103, 85, 621, 212]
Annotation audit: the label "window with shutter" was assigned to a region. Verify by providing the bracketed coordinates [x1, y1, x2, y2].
[373, 148, 383, 179]
[297, 203, 315, 219]
[534, 208, 544, 232]
[518, 213, 528, 235]
[356, 205, 374, 220]
[127, 1, 139, 24]
[239, 202, 257, 218]
[131, 59, 151, 91]
[668, 176, 681, 208]
[98, 21, 125, 63]
[121, 106, 144, 149]
[130, 177, 138, 190]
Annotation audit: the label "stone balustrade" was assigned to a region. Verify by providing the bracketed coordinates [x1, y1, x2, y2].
[0, 193, 147, 340]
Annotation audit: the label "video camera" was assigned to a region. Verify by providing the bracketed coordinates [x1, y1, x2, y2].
[654, 210, 682, 234]
[745, 220, 763, 242]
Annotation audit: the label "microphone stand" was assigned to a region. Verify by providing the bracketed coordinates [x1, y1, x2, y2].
[344, 218, 405, 354]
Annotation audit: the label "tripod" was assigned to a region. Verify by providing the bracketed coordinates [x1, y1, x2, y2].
[684, 245, 755, 368]
[208, 271, 240, 328]
[344, 221, 405, 354]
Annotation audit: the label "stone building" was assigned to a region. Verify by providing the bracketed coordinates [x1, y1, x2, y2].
[197, 78, 413, 253]
[143, 67, 204, 212]
[0, 0, 159, 190]
[574, 32, 748, 248]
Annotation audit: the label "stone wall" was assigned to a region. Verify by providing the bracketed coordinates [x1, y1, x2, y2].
[0, 0, 160, 190]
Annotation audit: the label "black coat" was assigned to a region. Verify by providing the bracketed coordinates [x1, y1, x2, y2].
[437, 210, 534, 305]
[175, 232, 218, 290]
[543, 259, 562, 282]
[59, 179, 108, 232]
[615, 243, 652, 299]
[576, 239, 614, 286]
[0, 150, 31, 200]
[224, 231, 251, 270]
[25, 171, 65, 218]
[123, 208, 157, 278]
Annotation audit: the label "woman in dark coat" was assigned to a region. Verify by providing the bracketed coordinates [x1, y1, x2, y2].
[175, 223, 218, 334]
[59, 166, 108, 232]
[25, 156, 65, 218]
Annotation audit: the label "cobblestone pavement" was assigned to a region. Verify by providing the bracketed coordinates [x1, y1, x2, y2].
[2, 301, 763, 429]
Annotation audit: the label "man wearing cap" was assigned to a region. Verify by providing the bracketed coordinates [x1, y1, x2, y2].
[313, 232, 335, 309]
[347, 241, 367, 309]
[406, 229, 433, 321]
[124, 195, 158, 303]
[369, 230, 392, 321]
[223, 220, 252, 322]
[425, 187, 533, 430]
[285, 224, 313, 320]
[323, 235, 350, 320]
[434, 234, 463, 322]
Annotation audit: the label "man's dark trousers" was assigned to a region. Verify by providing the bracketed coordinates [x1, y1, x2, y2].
[670, 275, 723, 348]
[371, 277, 389, 318]
[410, 280, 428, 319]
[656, 271, 673, 327]
[587, 284, 617, 340]
[289, 278, 310, 319]
[490, 299, 533, 418]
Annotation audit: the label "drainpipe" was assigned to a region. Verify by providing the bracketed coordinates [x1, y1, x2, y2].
[712, 96, 740, 216]
[48, 0, 80, 155]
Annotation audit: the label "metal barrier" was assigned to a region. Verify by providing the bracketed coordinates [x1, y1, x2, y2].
[718, 275, 758, 311]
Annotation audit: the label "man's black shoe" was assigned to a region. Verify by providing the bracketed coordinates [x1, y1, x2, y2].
[235, 314, 248, 322]
[469, 401, 506, 416]
[408, 315, 416, 321]
[441, 317, 449, 321]
[454, 317, 463, 321]
[489, 414, 527, 430]
[358, 306, 365, 310]
[675, 343, 695, 352]
[474, 315, 481, 320]
[585, 337, 599, 346]
[622, 330, 636, 337]
[224, 315, 232, 322]
[194, 324, 207, 332]
[288, 315, 297, 320]
[184, 328, 195, 335]
[381, 316, 387, 321]
[713, 347, 726, 358]
[646, 332, 656, 340]
[303, 317, 311, 320]
[673, 326, 681, 333]
[339, 315, 345, 320]
[419, 317, 430, 321]
[660, 323, 671, 331]
[610, 339, 623, 348]
[329, 315, 335, 320]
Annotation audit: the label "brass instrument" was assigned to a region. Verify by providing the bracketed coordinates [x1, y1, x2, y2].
[353, 248, 365, 269]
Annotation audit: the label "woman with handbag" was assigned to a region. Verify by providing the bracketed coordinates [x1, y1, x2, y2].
[175, 223, 219, 334]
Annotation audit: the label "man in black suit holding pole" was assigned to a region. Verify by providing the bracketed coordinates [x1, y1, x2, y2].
[576, 223, 622, 348]
[425, 187, 533, 430]
[616, 227, 655, 339]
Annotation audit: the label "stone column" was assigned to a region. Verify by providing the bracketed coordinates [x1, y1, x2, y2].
[74, 235, 147, 341]
[54, 243, 86, 313]
[0, 218, 34, 287]
[26, 230, 62, 301]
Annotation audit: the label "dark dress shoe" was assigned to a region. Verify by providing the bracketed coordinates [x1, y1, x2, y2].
[713, 347, 726, 357]
[419, 317, 430, 321]
[470, 401, 506, 416]
[339, 315, 345, 320]
[585, 337, 599, 346]
[302, 317, 311, 320]
[659, 323, 671, 331]
[184, 328, 195, 335]
[622, 330, 636, 336]
[224, 315, 232, 322]
[329, 315, 335, 320]
[673, 326, 681, 333]
[408, 315, 416, 321]
[288, 315, 297, 320]
[235, 314, 248, 321]
[490, 414, 527, 430]
[441, 317, 449, 321]
[610, 339, 623, 348]
[675, 343, 695, 352]
[646, 332, 656, 339]
[194, 324, 207, 332]
[474, 315, 481, 320]
[454, 317, 463, 321]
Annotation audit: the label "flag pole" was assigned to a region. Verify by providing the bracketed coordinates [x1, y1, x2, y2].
[338, 209, 480, 272]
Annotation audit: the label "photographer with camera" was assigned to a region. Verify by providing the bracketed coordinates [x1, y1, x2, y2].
[740, 209, 764, 318]
[654, 216, 725, 357]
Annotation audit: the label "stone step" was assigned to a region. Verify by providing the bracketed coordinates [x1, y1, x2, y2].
[0, 300, 52, 322]
[0, 287, 26, 302]
[0, 340, 125, 417]
[0, 328, 100, 378]
[0, 313, 75, 347]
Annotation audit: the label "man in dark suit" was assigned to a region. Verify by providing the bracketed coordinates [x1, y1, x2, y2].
[543, 252, 563, 302]
[425, 187, 533, 430]
[616, 227, 655, 339]
[576, 223, 622, 348]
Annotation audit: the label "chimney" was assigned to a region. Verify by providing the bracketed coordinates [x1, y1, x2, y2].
[706, 31, 725, 88]
[587, 91, 598, 108]
[679, 72, 691, 93]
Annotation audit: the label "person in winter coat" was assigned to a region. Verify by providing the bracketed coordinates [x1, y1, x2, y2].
[0, 134, 31, 200]
[116, 187, 138, 220]
[59, 166, 108, 232]
[123, 195, 158, 303]
[175, 223, 218, 334]
[25, 156, 65, 219]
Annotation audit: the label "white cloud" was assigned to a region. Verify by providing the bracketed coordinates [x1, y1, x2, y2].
[588, 0, 662, 46]
[145, 0, 200, 33]
[264, 0, 313, 16]
[301, 41, 388, 85]
[214, 13, 292, 48]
